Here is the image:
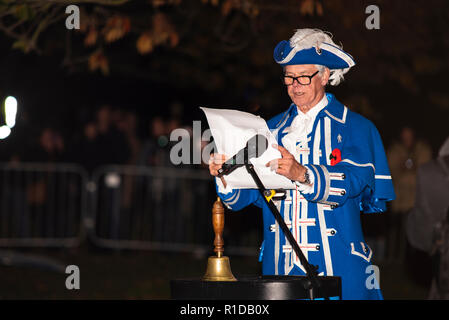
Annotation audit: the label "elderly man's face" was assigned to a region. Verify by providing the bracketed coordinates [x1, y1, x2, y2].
[284, 64, 329, 113]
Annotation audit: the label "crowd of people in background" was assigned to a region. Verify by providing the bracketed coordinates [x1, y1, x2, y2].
[0, 104, 189, 173]
[0, 103, 215, 244]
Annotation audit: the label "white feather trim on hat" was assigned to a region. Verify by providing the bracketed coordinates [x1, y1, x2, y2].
[288, 28, 349, 86]
[439, 136, 449, 157]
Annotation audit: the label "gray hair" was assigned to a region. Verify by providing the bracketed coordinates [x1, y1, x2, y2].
[315, 64, 328, 79]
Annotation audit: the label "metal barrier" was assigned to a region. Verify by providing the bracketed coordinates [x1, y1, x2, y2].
[0, 162, 88, 247]
[0, 163, 261, 255]
[89, 165, 261, 256]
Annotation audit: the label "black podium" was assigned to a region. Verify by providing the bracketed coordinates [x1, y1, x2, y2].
[171, 275, 341, 300]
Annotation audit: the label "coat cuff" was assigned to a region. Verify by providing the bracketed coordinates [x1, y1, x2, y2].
[215, 176, 233, 194]
[302, 164, 348, 207]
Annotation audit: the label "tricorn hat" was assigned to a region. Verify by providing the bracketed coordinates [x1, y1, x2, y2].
[273, 29, 355, 85]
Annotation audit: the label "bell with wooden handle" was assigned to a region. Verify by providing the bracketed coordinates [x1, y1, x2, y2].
[202, 197, 237, 281]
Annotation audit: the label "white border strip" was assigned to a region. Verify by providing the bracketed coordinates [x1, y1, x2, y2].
[317, 204, 333, 275]
[225, 190, 241, 205]
[320, 43, 356, 67]
[375, 175, 392, 179]
[324, 117, 332, 166]
[341, 159, 375, 172]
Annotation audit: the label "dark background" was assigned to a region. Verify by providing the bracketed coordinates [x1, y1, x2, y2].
[0, 0, 448, 151]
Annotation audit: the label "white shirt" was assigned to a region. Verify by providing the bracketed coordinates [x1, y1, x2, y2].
[281, 94, 328, 193]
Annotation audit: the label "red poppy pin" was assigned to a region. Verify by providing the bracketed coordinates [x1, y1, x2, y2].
[329, 148, 342, 166]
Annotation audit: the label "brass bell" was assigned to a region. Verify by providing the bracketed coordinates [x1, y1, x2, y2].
[202, 198, 236, 282]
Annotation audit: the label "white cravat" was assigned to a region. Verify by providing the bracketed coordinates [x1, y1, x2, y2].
[282, 94, 328, 155]
[281, 94, 328, 193]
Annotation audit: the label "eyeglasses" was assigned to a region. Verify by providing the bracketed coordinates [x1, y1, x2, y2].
[282, 70, 319, 86]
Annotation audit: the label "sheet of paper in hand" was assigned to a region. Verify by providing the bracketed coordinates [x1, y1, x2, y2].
[201, 107, 295, 190]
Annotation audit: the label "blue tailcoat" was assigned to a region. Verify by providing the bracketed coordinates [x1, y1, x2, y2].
[216, 93, 395, 300]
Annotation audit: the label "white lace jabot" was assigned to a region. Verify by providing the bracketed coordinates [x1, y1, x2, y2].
[281, 94, 328, 154]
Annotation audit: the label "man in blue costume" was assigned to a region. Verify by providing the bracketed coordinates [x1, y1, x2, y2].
[208, 29, 395, 300]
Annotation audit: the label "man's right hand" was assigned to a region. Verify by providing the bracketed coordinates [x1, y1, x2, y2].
[208, 153, 227, 177]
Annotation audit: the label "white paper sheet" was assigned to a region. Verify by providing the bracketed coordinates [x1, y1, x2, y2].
[201, 107, 295, 190]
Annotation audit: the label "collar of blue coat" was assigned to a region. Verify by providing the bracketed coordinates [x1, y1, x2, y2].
[273, 40, 355, 69]
[270, 93, 347, 130]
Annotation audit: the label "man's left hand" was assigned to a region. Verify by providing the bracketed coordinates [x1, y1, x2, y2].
[266, 144, 308, 183]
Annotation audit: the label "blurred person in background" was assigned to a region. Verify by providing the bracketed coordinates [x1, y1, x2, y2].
[137, 116, 170, 241]
[94, 105, 132, 239]
[387, 126, 432, 263]
[115, 110, 142, 226]
[116, 110, 141, 165]
[94, 105, 131, 166]
[74, 106, 132, 172]
[25, 127, 66, 237]
[406, 137, 449, 299]
[29, 127, 66, 163]
[75, 121, 100, 174]
[138, 116, 170, 167]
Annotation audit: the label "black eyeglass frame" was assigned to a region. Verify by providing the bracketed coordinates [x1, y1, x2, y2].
[282, 70, 320, 86]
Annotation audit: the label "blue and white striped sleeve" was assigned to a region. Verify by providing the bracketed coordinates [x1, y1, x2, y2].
[215, 178, 263, 211]
[299, 120, 394, 212]
[302, 161, 374, 208]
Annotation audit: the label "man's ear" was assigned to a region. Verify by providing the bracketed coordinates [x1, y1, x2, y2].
[321, 67, 330, 86]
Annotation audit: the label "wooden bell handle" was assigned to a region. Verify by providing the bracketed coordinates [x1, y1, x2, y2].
[212, 197, 225, 258]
